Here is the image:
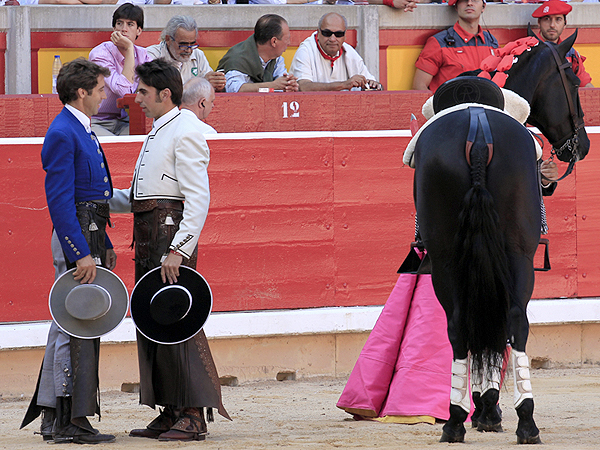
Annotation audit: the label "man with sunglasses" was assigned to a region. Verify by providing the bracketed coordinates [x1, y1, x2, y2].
[147, 16, 226, 92]
[290, 13, 382, 91]
[89, 4, 151, 136]
[217, 14, 298, 93]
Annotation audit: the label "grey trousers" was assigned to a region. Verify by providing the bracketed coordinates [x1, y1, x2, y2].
[37, 231, 71, 408]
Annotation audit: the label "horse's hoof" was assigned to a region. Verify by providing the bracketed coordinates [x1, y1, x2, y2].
[440, 430, 465, 443]
[517, 434, 542, 444]
[477, 421, 503, 433]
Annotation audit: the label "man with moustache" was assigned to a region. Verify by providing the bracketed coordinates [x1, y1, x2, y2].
[147, 15, 226, 91]
[20, 58, 116, 444]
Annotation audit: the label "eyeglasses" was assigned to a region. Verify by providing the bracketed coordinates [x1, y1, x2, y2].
[320, 29, 346, 38]
[175, 41, 199, 50]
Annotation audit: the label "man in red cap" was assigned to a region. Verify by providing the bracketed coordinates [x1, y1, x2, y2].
[412, 0, 497, 92]
[532, 0, 593, 87]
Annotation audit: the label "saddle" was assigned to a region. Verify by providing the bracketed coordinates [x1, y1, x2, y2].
[433, 76, 504, 114]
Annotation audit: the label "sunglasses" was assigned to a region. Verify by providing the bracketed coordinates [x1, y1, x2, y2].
[320, 29, 346, 38]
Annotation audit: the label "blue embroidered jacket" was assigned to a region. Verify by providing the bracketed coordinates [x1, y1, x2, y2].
[41, 107, 113, 263]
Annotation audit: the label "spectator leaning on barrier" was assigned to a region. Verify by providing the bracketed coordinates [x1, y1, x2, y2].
[180, 77, 218, 135]
[146, 16, 227, 91]
[290, 13, 383, 91]
[412, 0, 497, 92]
[532, 0, 593, 87]
[89, 3, 151, 136]
[216, 14, 299, 93]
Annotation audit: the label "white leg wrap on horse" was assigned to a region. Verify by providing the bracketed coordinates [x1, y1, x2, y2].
[512, 349, 533, 408]
[470, 357, 482, 395]
[450, 358, 471, 413]
[481, 358, 501, 395]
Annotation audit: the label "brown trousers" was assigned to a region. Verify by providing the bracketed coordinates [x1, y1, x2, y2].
[132, 201, 230, 420]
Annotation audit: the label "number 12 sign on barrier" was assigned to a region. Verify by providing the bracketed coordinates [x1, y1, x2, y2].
[282, 101, 300, 118]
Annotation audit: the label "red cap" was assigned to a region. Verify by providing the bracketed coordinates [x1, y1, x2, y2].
[447, 0, 486, 6]
[532, 0, 572, 18]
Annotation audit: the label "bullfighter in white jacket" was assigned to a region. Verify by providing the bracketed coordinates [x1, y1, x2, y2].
[110, 59, 229, 443]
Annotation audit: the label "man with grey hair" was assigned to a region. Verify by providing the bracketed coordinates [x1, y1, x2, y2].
[180, 77, 217, 135]
[147, 15, 226, 91]
[290, 12, 381, 91]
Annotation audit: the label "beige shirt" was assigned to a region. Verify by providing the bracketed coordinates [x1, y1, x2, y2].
[146, 41, 213, 85]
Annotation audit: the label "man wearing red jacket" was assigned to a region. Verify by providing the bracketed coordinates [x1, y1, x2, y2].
[532, 0, 593, 87]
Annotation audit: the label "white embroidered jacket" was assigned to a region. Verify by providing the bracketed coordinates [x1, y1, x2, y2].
[110, 108, 210, 258]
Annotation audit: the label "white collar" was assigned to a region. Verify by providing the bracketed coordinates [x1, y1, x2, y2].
[152, 106, 180, 131]
[65, 104, 91, 133]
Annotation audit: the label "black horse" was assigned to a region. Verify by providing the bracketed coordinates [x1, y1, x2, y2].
[412, 32, 589, 444]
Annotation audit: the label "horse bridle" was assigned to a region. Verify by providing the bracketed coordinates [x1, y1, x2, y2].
[542, 41, 585, 182]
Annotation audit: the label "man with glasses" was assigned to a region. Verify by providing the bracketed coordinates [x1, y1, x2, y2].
[147, 16, 226, 91]
[217, 14, 298, 93]
[290, 12, 382, 91]
[89, 4, 151, 136]
[412, 0, 497, 92]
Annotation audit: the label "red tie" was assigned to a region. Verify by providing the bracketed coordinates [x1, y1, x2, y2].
[315, 33, 344, 69]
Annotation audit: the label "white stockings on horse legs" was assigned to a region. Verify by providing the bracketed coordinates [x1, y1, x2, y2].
[512, 349, 533, 408]
[451, 358, 471, 413]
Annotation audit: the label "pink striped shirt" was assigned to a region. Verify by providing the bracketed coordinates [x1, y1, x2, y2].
[89, 41, 151, 121]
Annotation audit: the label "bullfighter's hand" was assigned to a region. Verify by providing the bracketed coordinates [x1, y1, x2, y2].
[74, 254, 97, 284]
[161, 252, 183, 285]
[105, 249, 117, 271]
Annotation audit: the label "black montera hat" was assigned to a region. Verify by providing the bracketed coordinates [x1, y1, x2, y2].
[130, 266, 212, 345]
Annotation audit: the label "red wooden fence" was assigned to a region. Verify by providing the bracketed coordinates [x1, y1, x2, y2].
[1, 130, 600, 323]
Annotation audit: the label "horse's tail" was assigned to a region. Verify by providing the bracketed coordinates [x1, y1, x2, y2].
[454, 139, 511, 378]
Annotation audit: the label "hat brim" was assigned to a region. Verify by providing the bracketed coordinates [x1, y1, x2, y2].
[49, 267, 130, 339]
[131, 266, 212, 345]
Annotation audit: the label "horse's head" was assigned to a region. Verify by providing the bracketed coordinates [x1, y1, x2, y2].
[506, 28, 589, 163]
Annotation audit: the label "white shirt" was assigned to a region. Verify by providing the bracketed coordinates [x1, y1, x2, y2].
[225, 56, 287, 93]
[180, 108, 217, 135]
[65, 104, 92, 133]
[146, 42, 213, 85]
[290, 32, 375, 90]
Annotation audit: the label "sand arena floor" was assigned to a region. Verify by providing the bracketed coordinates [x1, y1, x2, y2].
[2, 367, 600, 449]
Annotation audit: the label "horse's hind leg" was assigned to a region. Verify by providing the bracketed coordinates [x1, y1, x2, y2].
[513, 349, 541, 444]
[440, 358, 470, 442]
[475, 357, 503, 432]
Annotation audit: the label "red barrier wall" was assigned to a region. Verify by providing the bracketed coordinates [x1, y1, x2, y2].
[0, 33, 5, 95]
[1, 131, 600, 323]
[1, 89, 599, 137]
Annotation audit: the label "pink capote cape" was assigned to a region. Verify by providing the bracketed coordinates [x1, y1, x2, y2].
[336, 273, 452, 421]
